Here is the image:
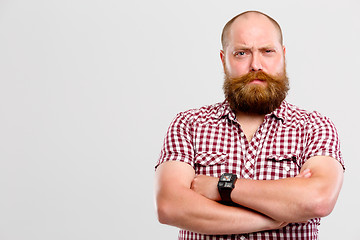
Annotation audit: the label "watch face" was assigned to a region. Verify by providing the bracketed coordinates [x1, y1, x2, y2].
[220, 174, 231, 181]
[224, 182, 233, 188]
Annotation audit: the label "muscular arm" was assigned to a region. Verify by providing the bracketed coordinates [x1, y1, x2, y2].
[232, 156, 343, 222]
[154, 161, 286, 235]
[192, 156, 344, 222]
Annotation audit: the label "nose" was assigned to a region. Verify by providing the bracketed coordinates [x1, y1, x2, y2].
[250, 53, 262, 71]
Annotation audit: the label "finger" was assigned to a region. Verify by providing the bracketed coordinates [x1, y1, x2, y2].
[296, 169, 311, 178]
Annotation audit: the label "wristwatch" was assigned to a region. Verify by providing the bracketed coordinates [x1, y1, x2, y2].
[217, 173, 238, 203]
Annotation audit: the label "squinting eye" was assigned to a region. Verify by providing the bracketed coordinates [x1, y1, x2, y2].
[235, 51, 245, 56]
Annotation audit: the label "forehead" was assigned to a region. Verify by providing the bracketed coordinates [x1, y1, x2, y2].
[227, 14, 281, 48]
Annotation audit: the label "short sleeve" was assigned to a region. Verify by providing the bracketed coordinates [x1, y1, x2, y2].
[155, 112, 195, 170]
[303, 111, 345, 170]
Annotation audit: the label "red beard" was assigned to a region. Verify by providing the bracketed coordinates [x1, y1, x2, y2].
[223, 69, 289, 114]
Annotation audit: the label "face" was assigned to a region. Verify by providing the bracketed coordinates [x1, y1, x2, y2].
[221, 14, 286, 78]
[221, 14, 289, 114]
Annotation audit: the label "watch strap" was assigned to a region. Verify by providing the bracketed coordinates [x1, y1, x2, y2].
[217, 173, 237, 203]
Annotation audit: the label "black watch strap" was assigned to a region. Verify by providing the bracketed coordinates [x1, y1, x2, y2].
[219, 186, 233, 202]
[217, 173, 237, 203]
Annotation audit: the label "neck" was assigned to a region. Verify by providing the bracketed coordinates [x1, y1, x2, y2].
[235, 111, 266, 142]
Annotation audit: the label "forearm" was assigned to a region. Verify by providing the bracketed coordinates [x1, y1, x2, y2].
[191, 157, 343, 223]
[156, 186, 284, 235]
[192, 174, 315, 223]
[231, 177, 317, 222]
[231, 157, 343, 222]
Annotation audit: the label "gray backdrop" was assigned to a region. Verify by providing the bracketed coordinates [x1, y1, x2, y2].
[0, 0, 359, 239]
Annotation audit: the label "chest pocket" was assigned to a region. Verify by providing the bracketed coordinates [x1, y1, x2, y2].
[265, 154, 300, 179]
[194, 152, 228, 177]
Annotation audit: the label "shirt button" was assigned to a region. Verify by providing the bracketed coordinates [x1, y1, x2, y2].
[239, 235, 247, 240]
[245, 162, 251, 168]
[284, 165, 290, 171]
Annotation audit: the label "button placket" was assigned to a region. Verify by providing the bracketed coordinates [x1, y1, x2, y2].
[242, 154, 254, 178]
[243, 142, 257, 178]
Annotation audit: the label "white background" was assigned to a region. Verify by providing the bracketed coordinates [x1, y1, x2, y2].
[0, 0, 359, 239]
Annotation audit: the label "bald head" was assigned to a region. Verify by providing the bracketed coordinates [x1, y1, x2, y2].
[221, 11, 283, 50]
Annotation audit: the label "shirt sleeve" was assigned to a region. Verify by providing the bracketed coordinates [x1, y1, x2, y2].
[155, 112, 195, 170]
[303, 111, 345, 170]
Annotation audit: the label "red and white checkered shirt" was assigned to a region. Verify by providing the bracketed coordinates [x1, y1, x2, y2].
[156, 100, 344, 240]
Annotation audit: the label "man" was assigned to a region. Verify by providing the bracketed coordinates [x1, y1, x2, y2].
[154, 11, 344, 240]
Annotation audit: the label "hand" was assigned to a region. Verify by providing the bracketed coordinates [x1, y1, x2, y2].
[191, 175, 221, 201]
[296, 168, 312, 178]
[267, 218, 288, 230]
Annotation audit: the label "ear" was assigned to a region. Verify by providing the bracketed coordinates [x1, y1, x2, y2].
[282, 46, 286, 56]
[220, 50, 225, 64]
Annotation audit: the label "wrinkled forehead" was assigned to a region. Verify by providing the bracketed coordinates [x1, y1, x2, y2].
[223, 13, 283, 49]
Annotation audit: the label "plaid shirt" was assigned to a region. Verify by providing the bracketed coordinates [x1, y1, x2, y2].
[157, 100, 344, 240]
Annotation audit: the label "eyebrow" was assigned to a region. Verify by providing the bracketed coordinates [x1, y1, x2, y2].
[233, 45, 251, 50]
[259, 45, 277, 50]
[233, 45, 277, 50]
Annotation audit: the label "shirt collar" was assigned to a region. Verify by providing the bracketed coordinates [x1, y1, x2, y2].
[269, 100, 289, 122]
[214, 100, 237, 121]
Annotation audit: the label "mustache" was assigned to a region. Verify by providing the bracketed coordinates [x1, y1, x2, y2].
[228, 71, 284, 85]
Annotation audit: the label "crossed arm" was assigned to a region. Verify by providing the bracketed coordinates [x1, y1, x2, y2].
[155, 155, 343, 235]
[155, 160, 288, 235]
[191, 156, 344, 222]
